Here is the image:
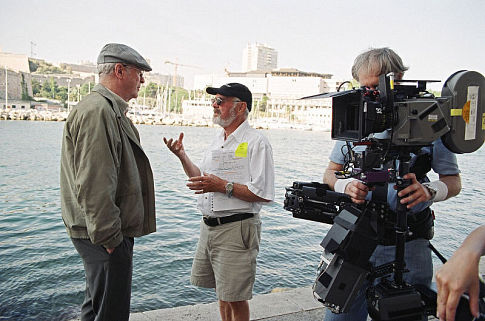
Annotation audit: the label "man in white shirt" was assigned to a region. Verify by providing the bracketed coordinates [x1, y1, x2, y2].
[164, 83, 275, 321]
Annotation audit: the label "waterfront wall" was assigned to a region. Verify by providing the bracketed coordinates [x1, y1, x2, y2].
[0, 68, 33, 100]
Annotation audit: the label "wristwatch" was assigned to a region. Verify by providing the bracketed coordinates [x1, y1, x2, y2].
[225, 182, 234, 198]
[422, 183, 437, 201]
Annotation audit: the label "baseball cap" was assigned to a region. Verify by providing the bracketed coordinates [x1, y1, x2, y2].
[206, 83, 252, 111]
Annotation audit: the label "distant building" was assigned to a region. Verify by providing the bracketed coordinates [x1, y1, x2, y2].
[144, 72, 184, 88]
[1, 99, 32, 110]
[242, 43, 278, 72]
[193, 68, 337, 99]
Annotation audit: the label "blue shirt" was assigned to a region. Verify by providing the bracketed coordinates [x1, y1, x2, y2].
[328, 138, 460, 213]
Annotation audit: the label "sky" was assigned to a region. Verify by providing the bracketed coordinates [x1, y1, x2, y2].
[1, 0, 484, 90]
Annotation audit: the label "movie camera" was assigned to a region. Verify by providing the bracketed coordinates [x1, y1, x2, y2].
[284, 70, 485, 320]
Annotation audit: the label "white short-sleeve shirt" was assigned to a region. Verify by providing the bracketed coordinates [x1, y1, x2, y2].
[197, 120, 275, 217]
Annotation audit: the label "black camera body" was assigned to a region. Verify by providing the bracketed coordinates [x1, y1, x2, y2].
[328, 71, 485, 154]
[285, 70, 485, 320]
[284, 182, 485, 320]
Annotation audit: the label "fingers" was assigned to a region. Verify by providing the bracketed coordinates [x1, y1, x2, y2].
[187, 173, 222, 194]
[163, 133, 186, 156]
[444, 292, 461, 321]
[436, 282, 449, 321]
[188, 175, 204, 182]
[397, 178, 428, 208]
[186, 180, 203, 193]
[346, 181, 369, 204]
[403, 173, 417, 181]
[163, 133, 184, 148]
[399, 189, 427, 208]
[468, 282, 480, 318]
[187, 175, 208, 194]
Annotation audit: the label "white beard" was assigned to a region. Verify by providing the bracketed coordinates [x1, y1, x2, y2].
[213, 107, 237, 127]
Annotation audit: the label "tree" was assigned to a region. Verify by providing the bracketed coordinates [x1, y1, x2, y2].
[260, 94, 268, 112]
[29, 60, 39, 73]
[49, 78, 57, 98]
[169, 87, 188, 113]
[80, 82, 95, 96]
[32, 79, 42, 96]
[56, 87, 68, 104]
[140, 82, 159, 98]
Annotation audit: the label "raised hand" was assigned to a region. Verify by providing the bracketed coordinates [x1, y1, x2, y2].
[163, 132, 185, 158]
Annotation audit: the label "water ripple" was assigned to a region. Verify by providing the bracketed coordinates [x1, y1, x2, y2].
[1, 121, 484, 320]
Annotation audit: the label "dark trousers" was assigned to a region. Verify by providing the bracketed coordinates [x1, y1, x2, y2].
[72, 237, 134, 321]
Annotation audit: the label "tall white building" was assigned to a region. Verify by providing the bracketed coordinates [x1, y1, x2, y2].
[242, 43, 278, 72]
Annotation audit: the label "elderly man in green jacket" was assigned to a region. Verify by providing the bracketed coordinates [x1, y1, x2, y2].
[60, 43, 155, 321]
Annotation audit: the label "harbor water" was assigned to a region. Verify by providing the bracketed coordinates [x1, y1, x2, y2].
[0, 120, 483, 320]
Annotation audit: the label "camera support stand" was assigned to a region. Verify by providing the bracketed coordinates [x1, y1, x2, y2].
[393, 152, 411, 286]
[367, 151, 427, 321]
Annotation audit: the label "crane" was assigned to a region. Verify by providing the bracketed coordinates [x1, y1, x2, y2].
[164, 59, 201, 87]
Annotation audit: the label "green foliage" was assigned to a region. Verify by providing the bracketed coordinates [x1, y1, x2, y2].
[29, 60, 39, 73]
[33, 77, 70, 104]
[139, 82, 160, 98]
[135, 83, 189, 112]
[168, 86, 189, 113]
[20, 74, 32, 100]
[32, 79, 41, 96]
[259, 94, 268, 112]
[80, 82, 95, 96]
[30, 59, 69, 74]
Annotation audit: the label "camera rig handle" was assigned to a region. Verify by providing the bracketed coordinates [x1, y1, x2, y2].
[393, 152, 412, 286]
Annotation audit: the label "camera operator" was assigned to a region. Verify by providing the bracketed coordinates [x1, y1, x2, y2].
[436, 225, 485, 321]
[322, 47, 462, 321]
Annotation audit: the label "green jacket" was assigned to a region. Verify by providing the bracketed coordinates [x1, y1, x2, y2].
[60, 84, 156, 249]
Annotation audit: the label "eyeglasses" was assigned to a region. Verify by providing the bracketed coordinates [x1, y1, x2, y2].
[122, 64, 144, 78]
[211, 97, 242, 106]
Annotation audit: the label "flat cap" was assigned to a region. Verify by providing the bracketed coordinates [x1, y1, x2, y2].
[206, 83, 253, 111]
[97, 43, 152, 71]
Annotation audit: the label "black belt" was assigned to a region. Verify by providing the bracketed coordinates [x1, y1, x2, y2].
[203, 213, 254, 227]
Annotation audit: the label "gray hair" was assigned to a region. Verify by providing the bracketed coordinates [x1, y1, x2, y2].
[351, 47, 408, 81]
[97, 63, 117, 76]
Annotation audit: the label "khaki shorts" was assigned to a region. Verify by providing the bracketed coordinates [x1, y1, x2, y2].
[190, 214, 261, 302]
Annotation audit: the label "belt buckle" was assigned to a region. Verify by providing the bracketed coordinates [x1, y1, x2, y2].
[203, 216, 219, 227]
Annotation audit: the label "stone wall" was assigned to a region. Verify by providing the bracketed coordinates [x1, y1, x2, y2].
[0, 69, 33, 100]
[31, 74, 94, 87]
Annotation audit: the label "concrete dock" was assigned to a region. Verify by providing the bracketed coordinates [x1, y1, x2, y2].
[127, 259, 485, 320]
[129, 287, 327, 321]
[70, 259, 484, 320]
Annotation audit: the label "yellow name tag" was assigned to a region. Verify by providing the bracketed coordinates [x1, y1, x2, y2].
[235, 142, 248, 157]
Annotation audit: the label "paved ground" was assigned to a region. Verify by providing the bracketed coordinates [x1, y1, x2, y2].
[70, 258, 484, 320]
[129, 287, 327, 321]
